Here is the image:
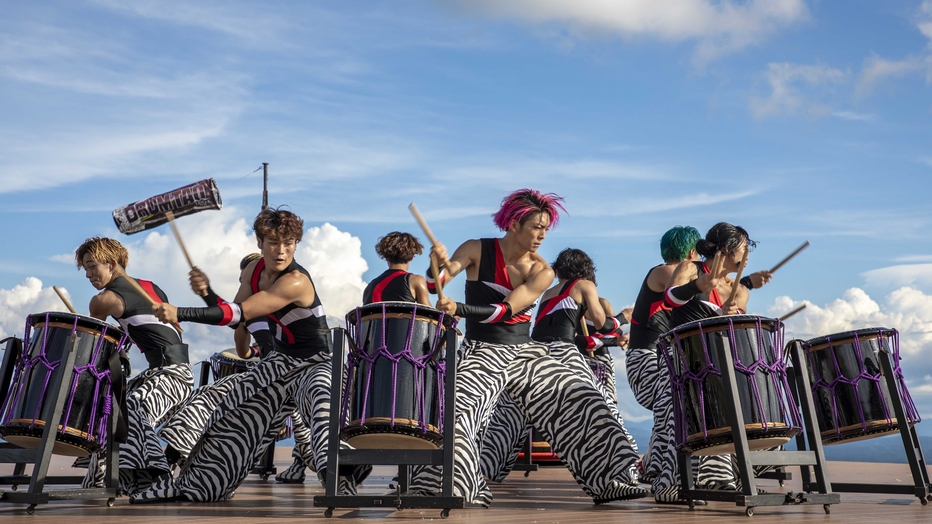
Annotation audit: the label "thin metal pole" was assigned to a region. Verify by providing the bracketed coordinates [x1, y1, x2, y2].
[262, 163, 269, 210]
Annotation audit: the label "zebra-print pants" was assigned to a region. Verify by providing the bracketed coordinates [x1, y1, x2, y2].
[626, 346, 735, 497]
[158, 374, 315, 475]
[78, 363, 194, 494]
[131, 351, 365, 502]
[409, 339, 641, 506]
[479, 342, 638, 484]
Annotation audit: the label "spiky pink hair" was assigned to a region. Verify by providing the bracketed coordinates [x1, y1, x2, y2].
[492, 189, 566, 231]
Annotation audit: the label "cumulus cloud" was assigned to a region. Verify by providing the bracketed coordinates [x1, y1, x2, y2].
[0, 277, 73, 339]
[767, 287, 932, 413]
[861, 263, 932, 290]
[2, 209, 370, 374]
[750, 62, 847, 118]
[451, 0, 809, 63]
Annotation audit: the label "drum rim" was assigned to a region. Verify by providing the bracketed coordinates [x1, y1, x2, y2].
[805, 327, 896, 349]
[343, 416, 441, 436]
[346, 302, 456, 329]
[214, 348, 260, 362]
[2, 418, 98, 443]
[30, 312, 126, 342]
[663, 316, 780, 344]
[38, 321, 124, 346]
[685, 421, 791, 443]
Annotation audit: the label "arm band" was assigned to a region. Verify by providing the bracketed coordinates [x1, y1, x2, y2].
[740, 276, 754, 290]
[200, 286, 227, 307]
[596, 316, 622, 335]
[574, 335, 617, 351]
[425, 267, 447, 295]
[454, 302, 512, 323]
[666, 280, 701, 306]
[176, 302, 243, 328]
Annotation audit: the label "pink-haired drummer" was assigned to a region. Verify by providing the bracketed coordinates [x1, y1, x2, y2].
[406, 189, 648, 506]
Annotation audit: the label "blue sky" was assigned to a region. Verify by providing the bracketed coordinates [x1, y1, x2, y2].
[1, 1, 931, 430]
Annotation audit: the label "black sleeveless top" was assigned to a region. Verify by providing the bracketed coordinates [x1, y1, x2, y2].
[629, 265, 672, 350]
[250, 258, 331, 359]
[531, 279, 582, 344]
[363, 269, 414, 304]
[464, 238, 534, 345]
[109, 276, 188, 367]
[668, 261, 725, 329]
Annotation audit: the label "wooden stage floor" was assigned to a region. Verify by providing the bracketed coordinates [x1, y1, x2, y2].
[1, 447, 928, 522]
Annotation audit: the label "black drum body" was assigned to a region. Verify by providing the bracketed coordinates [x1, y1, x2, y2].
[341, 302, 454, 449]
[209, 349, 258, 381]
[803, 328, 920, 445]
[0, 312, 128, 457]
[660, 315, 802, 455]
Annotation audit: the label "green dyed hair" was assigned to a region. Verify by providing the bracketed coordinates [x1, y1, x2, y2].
[660, 226, 700, 263]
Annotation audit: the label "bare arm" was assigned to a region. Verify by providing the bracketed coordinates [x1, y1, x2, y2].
[409, 274, 432, 306]
[578, 280, 606, 328]
[430, 239, 479, 280]
[234, 324, 253, 359]
[88, 290, 123, 321]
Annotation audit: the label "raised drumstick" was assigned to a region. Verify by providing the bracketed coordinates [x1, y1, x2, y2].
[123, 275, 183, 333]
[409, 203, 451, 296]
[779, 303, 807, 321]
[166, 211, 207, 297]
[770, 241, 811, 273]
[727, 248, 750, 305]
[53, 286, 77, 314]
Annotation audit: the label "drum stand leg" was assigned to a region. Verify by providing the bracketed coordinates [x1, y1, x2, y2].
[197, 360, 212, 388]
[0, 334, 120, 512]
[795, 347, 932, 504]
[314, 328, 464, 519]
[676, 340, 839, 516]
[512, 429, 538, 477]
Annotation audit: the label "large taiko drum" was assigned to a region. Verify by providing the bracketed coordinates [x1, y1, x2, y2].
[802, 328, 920, 445]
[341, 302, 455, 449]
[0, 312, 129, 457]
[207, 348, 292, 440]
[660, 315, 802, 455]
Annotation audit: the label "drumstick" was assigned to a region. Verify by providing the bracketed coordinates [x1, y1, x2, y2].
[166, 211, 208, 297]
[430, 254, 446, 301]
[727, 248, 750, 305]
[580, 312, 594, 357]
[770, 241, 810, 273]
[123, 275, 184, 333]
[53, 286, 77, 314]
[779, 303, 807, 321]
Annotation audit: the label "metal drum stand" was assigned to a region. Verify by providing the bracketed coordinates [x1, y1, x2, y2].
[0, 336, 120, 514]
[314, 327, 462, 519]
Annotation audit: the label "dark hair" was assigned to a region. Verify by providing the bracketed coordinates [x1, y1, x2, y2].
[375, 232, 424, 265]
[253, 207, 304, 242]
[551, 248, 597, 286]
[75, 236, 129, 269]
[660, 226, 700, 263]
[240, 253, 262, 270]
[492, 189, 566, 231]
[695, 222, 757, 259]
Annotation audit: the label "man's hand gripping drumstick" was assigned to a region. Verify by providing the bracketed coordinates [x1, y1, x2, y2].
[409, 203, 454, 311]
[166, 211, 209, 298]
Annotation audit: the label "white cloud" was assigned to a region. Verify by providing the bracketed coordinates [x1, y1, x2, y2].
[831, 110, 875, 122]
[452, 0, 809, 63]
[750, 62, 847, 118]
[0, 278, 73, 339]
[296, 223, 369, 328]
[861, 263, 932, 290]
[854, 3, 932, 97]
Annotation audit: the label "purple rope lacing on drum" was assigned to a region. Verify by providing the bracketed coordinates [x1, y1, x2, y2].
[340, 305, 450, 435]
[807, 329, 921, 437]
[29, 313, 63, 428]
[0, 315, 34, 426]
[661, 317, 799, 447]
[588, 357, 608, 385]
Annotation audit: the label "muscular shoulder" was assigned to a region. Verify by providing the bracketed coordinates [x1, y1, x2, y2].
[271, 269, 314, 302]
[89, 289, 123, 320]
[647, 264, 676, 292]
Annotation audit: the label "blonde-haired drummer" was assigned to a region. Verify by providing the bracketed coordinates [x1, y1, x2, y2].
[73, 236, 194, 496]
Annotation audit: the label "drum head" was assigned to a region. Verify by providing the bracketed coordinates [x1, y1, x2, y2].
[805, 327, 895, 350]
[347, 433, 438, 450]
[30, 311, 125, 341]
[219, 348, 258, 362]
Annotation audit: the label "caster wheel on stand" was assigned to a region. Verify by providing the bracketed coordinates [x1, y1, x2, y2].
[745, 507, 754, 517]
[524, 471, 530, 478]
[26, 504, 36, 515]
[107, 498, 115, 507]
[823, 504, 831, 514]
[324, 508, 334, 518]
[440, 508, 450, 519]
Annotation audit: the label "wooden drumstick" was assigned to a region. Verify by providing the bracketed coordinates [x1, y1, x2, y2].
[770, 241, 810, 273]
[166, 211, 207, 297]
[53, 286, 77, 314]
[727, 248, 750, 305]
[430, 254, 446, 301]
[580, 313, 594, 357]
[779, 303, 807, 321]
[123, 275, 184, 333]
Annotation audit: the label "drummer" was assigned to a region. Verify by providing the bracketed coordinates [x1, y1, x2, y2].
[663, 222, 773, 491]
[407, 189, 648, 506]
[480, 248, 640, 486]
[363, 232, 431, 305]
[73, 236, 194, 496]
[132, 208, 369, 502]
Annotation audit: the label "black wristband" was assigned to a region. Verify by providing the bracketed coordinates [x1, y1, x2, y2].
[176, 302, 243, 328]
[740, 276, 754, 290]
[454, 302, 512, 323]
[596, 316, 621, 334]
[668, 279, 701, 303]
[615, 313, 630, 326]
[200, 286, 225, 306]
